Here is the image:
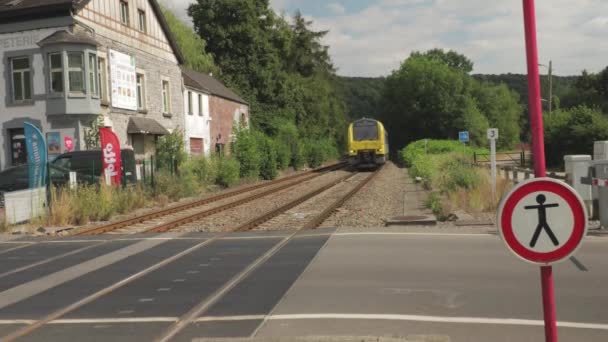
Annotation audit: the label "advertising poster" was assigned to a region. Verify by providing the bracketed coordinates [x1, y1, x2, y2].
[64, 137, 74, 152]
[109, 49, 137, 111]
[46, 132, 60, 155]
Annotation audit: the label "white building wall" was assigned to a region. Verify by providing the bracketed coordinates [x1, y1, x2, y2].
[183, 88, 211, 157]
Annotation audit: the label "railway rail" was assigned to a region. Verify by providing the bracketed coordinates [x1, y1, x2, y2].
[1, 166, 383, 342]
[76, 163, 345, 236]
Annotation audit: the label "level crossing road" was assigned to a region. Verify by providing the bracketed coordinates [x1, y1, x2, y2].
[0, 228, 606, 342]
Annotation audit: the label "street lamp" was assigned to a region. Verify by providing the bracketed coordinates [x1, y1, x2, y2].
[539, 61, 553, 115]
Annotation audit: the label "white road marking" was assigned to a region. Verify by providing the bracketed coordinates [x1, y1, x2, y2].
[199, 264, 210, 267]
[186, 270, 200, 274]
[334, 232, 495, 238]
[157, 288, 171, 292]
[138, 298, 155, 303]
[173, 279, 186, 282]
[0, 314, 604, 330]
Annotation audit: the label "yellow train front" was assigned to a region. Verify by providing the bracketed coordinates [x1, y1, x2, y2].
[347, 118, 389, 168]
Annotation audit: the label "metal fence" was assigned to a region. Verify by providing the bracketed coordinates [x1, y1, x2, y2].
[473, 151, 530, 167]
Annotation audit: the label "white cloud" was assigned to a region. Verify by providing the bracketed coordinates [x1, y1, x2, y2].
[327, 3, 345, 15]
[159, 0, 608, 76]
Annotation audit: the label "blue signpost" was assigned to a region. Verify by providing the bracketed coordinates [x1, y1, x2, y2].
[459, 131, 470, 143]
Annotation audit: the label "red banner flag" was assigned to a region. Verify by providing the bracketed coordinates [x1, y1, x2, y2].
[99, 127, 122, 186]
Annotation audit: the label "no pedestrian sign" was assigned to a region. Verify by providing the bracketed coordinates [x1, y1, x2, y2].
[497, 178, 588, 265]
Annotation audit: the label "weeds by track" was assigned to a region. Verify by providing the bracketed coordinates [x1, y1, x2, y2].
[76, 163, 346, 236]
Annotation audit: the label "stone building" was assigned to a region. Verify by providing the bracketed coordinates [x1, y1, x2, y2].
[0, 0, 184, 169]
[181, 68, 249, 156]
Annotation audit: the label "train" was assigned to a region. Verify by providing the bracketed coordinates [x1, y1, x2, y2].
[347, 118, 389, 167]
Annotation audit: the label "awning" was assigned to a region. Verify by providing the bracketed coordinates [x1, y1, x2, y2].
[127, 117, 170, 136]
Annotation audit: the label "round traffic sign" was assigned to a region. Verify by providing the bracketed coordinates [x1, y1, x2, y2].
[497, 178, 588, 265]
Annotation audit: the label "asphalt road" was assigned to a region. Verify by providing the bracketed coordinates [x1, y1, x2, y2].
[0, 228, 606, 342]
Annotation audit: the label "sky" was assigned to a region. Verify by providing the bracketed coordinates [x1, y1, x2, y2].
[160, 0, 608, 77]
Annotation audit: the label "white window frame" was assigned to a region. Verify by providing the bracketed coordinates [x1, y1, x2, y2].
[88, 52, 98, 97]
[10, 56, 32, 102]
[120, 0, 130, 26]
[137, 9, 147, 32]
[97, 55, 109, 102]
[188, 91, 193, 115]
[48, 52, 64, 95]
[67, 51, 85, 94]
[136, 72, 146, 111]
[198, 94, 203, 117]
[162, 79, 171, 114]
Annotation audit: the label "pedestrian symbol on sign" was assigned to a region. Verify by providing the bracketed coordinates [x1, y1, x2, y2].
[525, 194, 560, 248]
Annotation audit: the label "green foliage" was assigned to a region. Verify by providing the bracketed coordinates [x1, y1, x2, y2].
[274, 139, 291, 170]
[162, 7, 217, 74]
[154, 169, 200, 201]
[233, 129, 262, 179]
[332, 76, 385, 120]
[438, 155, 480, 192]
[379, 51, 523, 151]
[188, 0, 347, 150]
[544, 106, 608, 167]
[259, 136, 279, 180]
[215, 157, 241, 188]
[156, 131, 187, 172]
[410, 48, 474, 73]
[425, 192, 445, 220]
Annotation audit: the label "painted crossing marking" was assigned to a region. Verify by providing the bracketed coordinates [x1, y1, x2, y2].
[1, 314, 606, 331]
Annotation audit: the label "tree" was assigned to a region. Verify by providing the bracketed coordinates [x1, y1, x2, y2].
[471, 82, 522, 149]
[410, 48, 474, 73]
[379, 56, 478, 148]
[544, 106, 608, 167]
[162, 7, 217, 74]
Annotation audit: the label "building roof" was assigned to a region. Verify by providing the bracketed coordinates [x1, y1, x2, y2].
[182, 68, 248, 105]
[0, 0, 184, 64]
[37, 30, 99, 47]
[127, 117, 170, 136]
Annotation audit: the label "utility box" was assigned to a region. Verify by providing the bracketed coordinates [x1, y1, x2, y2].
[565, 155, 593, 217]
[594, 141, 608, 160]
[594, 161, 608, 228]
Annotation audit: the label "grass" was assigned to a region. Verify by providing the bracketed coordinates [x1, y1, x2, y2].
[402, 139, 512, 220]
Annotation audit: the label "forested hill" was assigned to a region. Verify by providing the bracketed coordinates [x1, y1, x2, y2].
[472, 74, 579, 108]
[333, 76, 385, 120]
[336, 73, 580, 121]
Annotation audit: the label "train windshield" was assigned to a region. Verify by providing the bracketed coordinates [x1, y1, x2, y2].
[353, 120, 379, 141]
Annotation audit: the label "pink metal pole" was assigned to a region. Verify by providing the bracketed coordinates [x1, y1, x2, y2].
[522, 0, 546, 178]
[541, 265, 558, 342]
[523, 1, 556, 341]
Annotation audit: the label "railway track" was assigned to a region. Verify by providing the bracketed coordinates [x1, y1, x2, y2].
[1, 166, 383, 342]
[77, 163, 346, 236]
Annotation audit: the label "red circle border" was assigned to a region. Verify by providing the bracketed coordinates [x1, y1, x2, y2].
[499, 179, 587, 264]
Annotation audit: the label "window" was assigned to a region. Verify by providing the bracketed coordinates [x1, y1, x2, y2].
[48, 53, 63, 94]
[188, 91, 193, 115]
[67, 52, 85, 94]
[10, 57, 31, 102]
[136, 73, 145, 110]
[198, 94, 203, 116]
[162, 80, 170, 113]
[120, 0, 129, 25]
[138, 9, 146, 32]
[88, 53, 98, 96]
[98, 57, 108, 101]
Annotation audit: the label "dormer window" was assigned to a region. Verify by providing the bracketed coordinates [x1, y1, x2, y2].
[120, 1, 130, 25]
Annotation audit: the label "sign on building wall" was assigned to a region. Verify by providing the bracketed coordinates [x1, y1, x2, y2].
[109, 49, 137, 111]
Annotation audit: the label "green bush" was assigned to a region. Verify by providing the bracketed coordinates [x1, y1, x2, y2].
[184, 156, 217, 185]
[291, 140, 306, 170]
[439, 155, 480, 192]
[156, 131, 187, 172]
[215, 157, 240, 187]
[154, 169, 200, 201]
[259, 136, 279, 180]
[275, 139, 291, 170]
[233, 129, 262, 179]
